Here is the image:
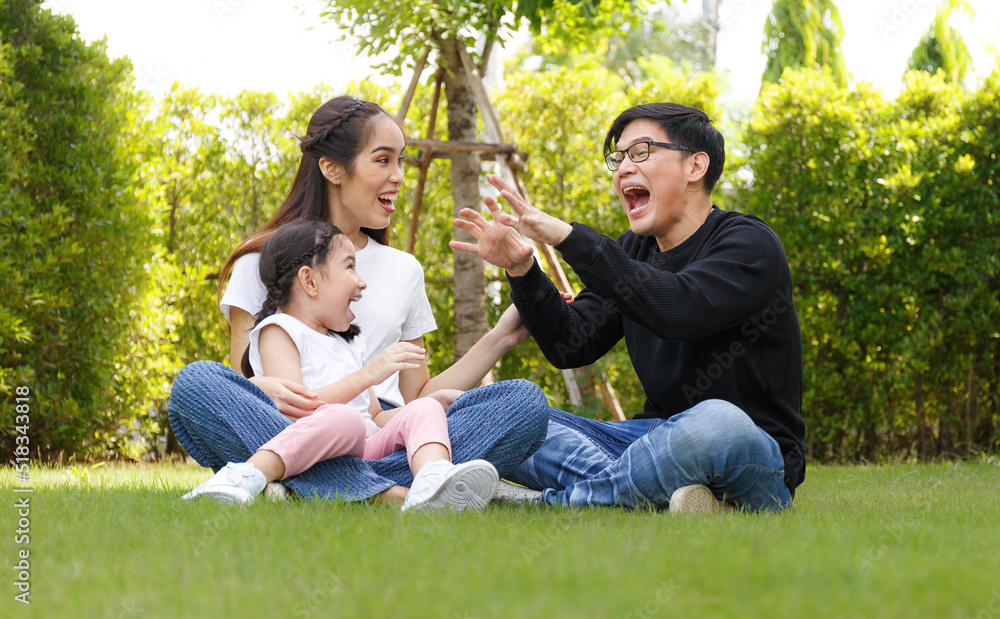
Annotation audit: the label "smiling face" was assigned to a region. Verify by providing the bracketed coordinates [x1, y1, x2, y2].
[329, 114, 405, 242]
[612, 118, 697, 246]
[314, 235, 367, 333]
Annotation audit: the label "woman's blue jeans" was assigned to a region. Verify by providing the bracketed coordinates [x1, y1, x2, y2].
[167, 361, 550, 502]
[509, 400, 792, 511]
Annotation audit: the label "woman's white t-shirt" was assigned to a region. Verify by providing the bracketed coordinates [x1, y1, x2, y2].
[221, 236, 437, 406]
[249, 313, 379, 436]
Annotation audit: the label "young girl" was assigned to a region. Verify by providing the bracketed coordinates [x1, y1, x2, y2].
[183, 221, 500, 512]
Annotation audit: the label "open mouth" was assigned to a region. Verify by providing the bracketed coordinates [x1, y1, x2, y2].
[378, 193, 396, 213]
[621, 185, 650, 214]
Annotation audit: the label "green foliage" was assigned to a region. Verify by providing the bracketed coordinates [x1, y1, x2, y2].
[535, 3, 715, 84]
[0, 1, 150, 460]
[741, 66, 999, 461]
[320, 0, 643, 75]
[907, 0, 973, 85]
[762, 0, 847, 88]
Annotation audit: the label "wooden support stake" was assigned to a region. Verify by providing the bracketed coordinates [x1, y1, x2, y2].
[396, 48, 430, 124]
[456, 44, 517, 188]
[405, 138, 518, 156]
[405, 70, 443, 254]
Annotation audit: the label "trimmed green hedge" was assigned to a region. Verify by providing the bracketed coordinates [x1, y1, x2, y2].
[1, 1, 149, 459]
[740, 67, 999, 461]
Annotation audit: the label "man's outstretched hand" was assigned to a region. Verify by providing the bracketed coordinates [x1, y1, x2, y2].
[449, 174, 573, 277]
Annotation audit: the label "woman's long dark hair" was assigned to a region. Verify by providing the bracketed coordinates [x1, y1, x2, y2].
[220, 96, 393, 298]
[240, 221, 360, 377]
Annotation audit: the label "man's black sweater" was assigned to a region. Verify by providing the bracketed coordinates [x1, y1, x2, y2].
[508, 207, 806, 493]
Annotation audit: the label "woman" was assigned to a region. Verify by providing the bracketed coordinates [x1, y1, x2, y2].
[168, 96, 548, 506]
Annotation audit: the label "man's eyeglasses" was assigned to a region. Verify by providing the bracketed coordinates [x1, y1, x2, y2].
[605, 141, 695, 171]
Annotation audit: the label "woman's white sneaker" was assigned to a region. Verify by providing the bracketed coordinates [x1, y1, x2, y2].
[401, 459, 499, 513]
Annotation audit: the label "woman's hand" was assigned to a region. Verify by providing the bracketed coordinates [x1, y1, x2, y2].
[248, 375, 323, 420]
[365, 342, 426, 387]
[425, 389, 464, 412]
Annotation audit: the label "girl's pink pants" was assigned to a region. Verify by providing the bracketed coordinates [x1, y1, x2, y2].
[259, 397, 451, 479]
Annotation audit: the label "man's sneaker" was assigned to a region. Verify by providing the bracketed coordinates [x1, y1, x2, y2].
[668, 484, 735, 515]
[182, 462, 266, 506]
[401, 459, 499, 513]
[492, 480, 543, 505]
[264, 482, 290, 502]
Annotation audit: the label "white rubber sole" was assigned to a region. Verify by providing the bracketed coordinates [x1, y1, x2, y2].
[182, 484, 254, 506]
[404, 461, 499, 513]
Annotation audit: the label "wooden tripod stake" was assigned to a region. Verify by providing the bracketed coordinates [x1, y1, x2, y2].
[396, 45, 625, 421]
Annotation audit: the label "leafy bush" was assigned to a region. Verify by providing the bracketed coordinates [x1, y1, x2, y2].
[740, 66, 999, 461]
[0, 1, 150, 459]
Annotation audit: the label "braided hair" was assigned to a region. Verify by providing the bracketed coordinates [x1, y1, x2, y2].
[240, 221, 361, 377]
[219, 96, 393, 298]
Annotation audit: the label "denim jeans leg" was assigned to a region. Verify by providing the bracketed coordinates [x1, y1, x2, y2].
[508, 408, 656, 491]
[368, 379, 549, 485]
[518, 400, 791, 511]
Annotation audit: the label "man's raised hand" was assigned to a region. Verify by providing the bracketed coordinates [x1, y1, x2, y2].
[449, 174, 573, 277]
[449, 189, 535, 275]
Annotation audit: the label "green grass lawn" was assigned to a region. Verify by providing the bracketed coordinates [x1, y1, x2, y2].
[2, 460, 999, 619]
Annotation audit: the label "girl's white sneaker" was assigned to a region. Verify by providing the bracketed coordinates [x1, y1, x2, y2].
[401, 459, 499, 513]
[182, 462, 266, 506]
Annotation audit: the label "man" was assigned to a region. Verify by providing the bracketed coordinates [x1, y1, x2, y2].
[450, 102, 805, 513]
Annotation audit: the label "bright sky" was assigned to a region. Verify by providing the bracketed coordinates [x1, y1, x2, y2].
[43, 0, 1000, 104]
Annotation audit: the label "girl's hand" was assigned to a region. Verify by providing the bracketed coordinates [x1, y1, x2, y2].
[491, 295, 571, 351]
[492, 304, 531, 350]
[425, 389, 464, 412]
[365, 342, 425, 386]
[248, 375, 323, 419]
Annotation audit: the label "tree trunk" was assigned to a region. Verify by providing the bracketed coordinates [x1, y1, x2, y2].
[965, 359, 979, 455]
[440, 38, 489, 364]
[702, 0, 719, 67]
[915, 371, 925, 460]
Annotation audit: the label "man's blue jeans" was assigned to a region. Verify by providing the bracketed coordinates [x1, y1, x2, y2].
[508, 399, 791, 510]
